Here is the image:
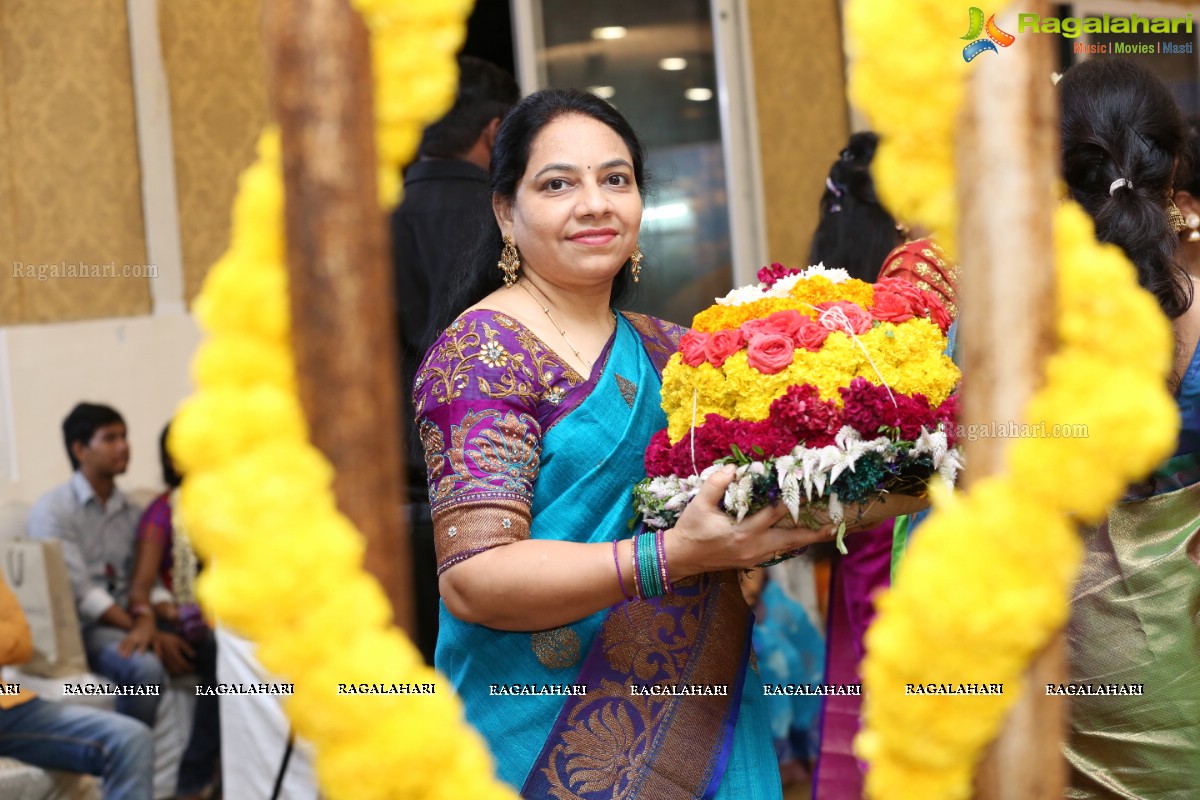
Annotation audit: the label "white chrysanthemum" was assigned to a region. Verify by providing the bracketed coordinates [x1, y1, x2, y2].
[714, 284, 770, 306]
[765, 273, 805, 297]
[800, 263, 851, 283]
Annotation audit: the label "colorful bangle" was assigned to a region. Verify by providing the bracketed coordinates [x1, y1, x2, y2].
[130, 603, 152, 618]
[631, 534, 643, 600]
[613, 540, 631, 600]
[655, 529, 671, 594]
[637, 532, 663, 598]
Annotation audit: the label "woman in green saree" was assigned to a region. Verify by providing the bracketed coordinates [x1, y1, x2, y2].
[1059, 58, 1200, 797]
[413, 89, 834, 799]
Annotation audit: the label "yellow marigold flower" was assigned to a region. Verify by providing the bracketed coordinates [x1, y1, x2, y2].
[790, 275, 875, 309]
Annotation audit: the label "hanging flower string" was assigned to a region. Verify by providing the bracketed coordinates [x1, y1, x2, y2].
[169, 1, 518, 799]
[848, 2, 1180, 798]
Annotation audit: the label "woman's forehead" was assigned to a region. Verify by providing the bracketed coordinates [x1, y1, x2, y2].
[526, 114, 632, 168]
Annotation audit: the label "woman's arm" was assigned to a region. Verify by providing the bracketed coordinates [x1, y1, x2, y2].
[440, 467, 830, 631]
[120, 511, 168, 658]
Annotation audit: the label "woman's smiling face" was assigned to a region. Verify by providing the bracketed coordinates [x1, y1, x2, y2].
[495, 112, 643, 291]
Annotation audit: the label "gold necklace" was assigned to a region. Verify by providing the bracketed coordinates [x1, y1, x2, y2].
[516, 280, 611, 373]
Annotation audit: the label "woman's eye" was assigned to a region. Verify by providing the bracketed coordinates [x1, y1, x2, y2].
[607, 174, 629, 186]
[546, 178, 567, 191]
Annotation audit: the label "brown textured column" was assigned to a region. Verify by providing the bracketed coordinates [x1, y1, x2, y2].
[746, 0, 849, 264]
[956, 3, 1065, 797]
[263, 0, 413, 635]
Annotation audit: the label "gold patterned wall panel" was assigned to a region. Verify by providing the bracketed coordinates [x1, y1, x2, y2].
[0, 0, 151, 324]
[747, 0, 849, 265]
[159, 0, 269, 305]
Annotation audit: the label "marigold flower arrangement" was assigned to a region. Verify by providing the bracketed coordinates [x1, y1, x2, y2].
[633, 264, 962, 552]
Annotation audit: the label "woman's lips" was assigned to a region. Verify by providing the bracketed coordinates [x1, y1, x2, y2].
[569, 229, 617, 246]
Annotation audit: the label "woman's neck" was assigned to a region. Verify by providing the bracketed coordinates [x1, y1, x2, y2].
[519, 273, 613, 326]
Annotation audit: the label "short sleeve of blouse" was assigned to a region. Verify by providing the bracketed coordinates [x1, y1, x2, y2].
[413, 311, 546, 574]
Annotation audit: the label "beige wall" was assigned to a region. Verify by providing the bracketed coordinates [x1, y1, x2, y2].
[0, 0, 152, 325]
[0, 313, 201, 506]
[0, 1, 267, 507]
[159, 0, 269, 305]
[746, 0, 850, 266]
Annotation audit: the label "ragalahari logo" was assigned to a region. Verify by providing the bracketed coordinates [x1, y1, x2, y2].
[962, 7, 1016, 61]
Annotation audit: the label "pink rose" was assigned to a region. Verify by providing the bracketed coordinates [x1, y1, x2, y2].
[745, 333, 795, 374]
[679, 330, 711, 366]
[764, 310, 806, 342]
[740, 310, 804, 343]
[795, 322, 829, 352]
[815, 301, 873, 335]
[704, 329, 745, 367]
[739, 318, 773, 340]
[870, 291, 915, 323]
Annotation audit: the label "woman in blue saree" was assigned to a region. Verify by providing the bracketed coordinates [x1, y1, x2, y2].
[413, 89, 832, 799]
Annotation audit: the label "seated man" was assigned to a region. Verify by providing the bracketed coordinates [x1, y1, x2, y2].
[28, 403, 215, 797]
[0, 572, 153, 799]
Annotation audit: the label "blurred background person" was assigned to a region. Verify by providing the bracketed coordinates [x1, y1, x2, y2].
[391, 55, 520, 665]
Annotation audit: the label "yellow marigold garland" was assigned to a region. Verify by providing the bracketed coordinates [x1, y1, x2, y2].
[849, 2, 1180, 799]
[169, 2, 518, 799]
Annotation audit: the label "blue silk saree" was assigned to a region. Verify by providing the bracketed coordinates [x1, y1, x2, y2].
[414, 309, 781, 799]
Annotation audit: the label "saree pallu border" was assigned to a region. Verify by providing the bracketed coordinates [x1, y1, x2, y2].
[1065, 480, 1200, 798]
[523, 571, 751, 800]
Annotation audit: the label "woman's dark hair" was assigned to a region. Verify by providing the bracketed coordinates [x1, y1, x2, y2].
[1059, 58, 1193, 319]
[807, 131, 901, 282]
[431, 88, 648, 336]
[159, 423, 181, 488]
[1178, 116, 1200, 196]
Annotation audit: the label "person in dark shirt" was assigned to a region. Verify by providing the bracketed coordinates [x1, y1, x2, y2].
[391, 55, 519, 663]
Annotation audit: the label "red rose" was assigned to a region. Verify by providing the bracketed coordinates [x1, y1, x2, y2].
[795, 321, 829, 352]
[704, 329, 745, 367]
[815, 301, 873, 335]
[926, 293, 953, 334]
[679, 330, 711, 366]
[875, 277, 925, 311]
[745, 333, 795, 374]
[870, 291, 915, 323]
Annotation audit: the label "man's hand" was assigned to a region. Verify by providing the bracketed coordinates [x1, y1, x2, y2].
[155, 631, 195, 676]
[116, 616, 156, 658]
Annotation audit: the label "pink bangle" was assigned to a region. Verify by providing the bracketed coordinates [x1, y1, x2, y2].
[613, 540, 631, 600]
[130, 603, 152, 618]
[656, 529, 671, 594]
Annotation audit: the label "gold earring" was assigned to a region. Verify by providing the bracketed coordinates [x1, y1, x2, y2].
[630, 245, 644, 283]
[498, 235, 520, 287]
[1187, 213, 1200, 243]
[1167, 199, 1188, 234]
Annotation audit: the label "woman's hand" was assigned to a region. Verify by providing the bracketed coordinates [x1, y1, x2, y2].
[769, 492, 932, 532]
[665, 466, 832, 580]
[845, 493, 931, 531]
